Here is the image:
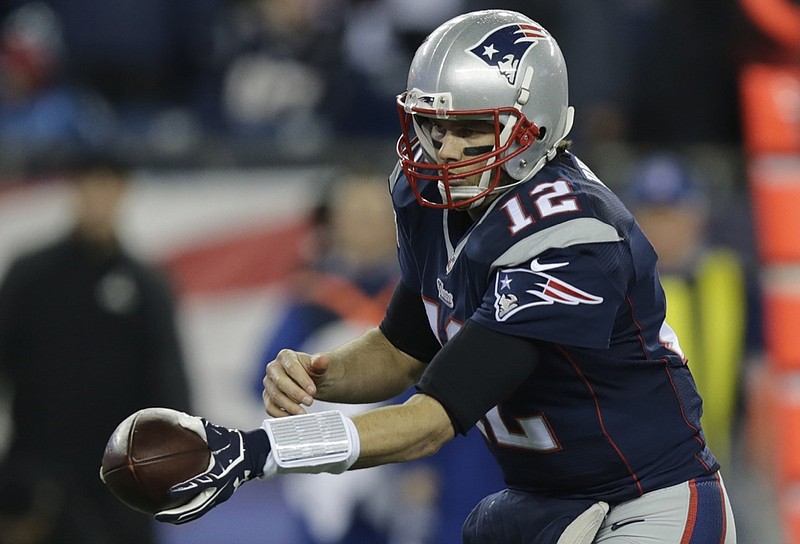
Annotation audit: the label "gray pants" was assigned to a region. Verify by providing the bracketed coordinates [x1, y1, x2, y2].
[463, 472, 735, 543]
[595, 473, 736, 543]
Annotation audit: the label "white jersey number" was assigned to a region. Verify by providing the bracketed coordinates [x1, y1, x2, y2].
[477, 406, 559, 452]
[501, 180, 579, 235]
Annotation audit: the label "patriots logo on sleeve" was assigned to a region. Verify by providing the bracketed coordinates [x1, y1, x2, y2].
[494, 259, 603, 321]
[467, 23, 549, 85]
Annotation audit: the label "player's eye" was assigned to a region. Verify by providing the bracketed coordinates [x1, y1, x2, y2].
[429, 122, 447, 141]
[453, 127, 479, 138]
[428, 120, 493, 144]
[429, 123, 481, 141]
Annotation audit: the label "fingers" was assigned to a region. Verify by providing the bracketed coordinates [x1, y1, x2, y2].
[167, 462, 216, 499]
[173, 411, 207, 441]
[286, 351, 326, 393]
[168, 477, 202, 498]
[262, 367, 309, 417]
[156, 487, 220, 524]
[262, 387, 304, 418]
[307, 353, 331, 379]
[262, 349, 319, 417]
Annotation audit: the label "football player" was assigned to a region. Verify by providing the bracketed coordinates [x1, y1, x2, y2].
[155, 10, 736, 543]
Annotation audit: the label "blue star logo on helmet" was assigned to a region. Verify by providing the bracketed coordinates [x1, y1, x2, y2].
[467, 23, 549, 85]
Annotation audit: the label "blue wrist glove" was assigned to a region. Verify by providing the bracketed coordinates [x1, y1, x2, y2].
[155, 418, 270, 525]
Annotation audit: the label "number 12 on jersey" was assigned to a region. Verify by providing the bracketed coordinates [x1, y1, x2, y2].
[501, 179, 580, 235]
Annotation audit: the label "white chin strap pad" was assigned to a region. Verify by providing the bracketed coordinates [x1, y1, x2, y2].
[259, 410, 361, 479]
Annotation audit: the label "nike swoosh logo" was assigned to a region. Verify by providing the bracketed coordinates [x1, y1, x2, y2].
[529, 258, 569, 272]
[610, 518, 646, 531]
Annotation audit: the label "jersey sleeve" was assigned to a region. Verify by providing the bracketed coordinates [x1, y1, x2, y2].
[379, 280, 441, 363]
[389, 163, 428, 293]
[394, 207, 424, 294]
[471, 246, 627, 349]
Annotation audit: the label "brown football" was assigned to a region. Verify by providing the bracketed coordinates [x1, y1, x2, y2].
[100, 407, 210, 514]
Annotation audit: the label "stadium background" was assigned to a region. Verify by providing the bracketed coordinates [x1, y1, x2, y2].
[0, 0, 798, 542]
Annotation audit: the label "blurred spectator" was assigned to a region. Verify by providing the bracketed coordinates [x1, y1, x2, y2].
[253, 174, 429, 544]
[4, 0, 746, 167]
[0, 3, 116, 169]
[0, 0, 223, 157]
[0, 155, 192, 544]
[218, 0, 342, 149]
[252, 174, 502, 544]
[255, 174, 399, 359]
[46, 0, 220, 127]
[623, 153, 751, 465]
[625, 154, 711, 273]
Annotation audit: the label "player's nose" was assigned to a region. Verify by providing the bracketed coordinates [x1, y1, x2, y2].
[436, 133, 465, 163]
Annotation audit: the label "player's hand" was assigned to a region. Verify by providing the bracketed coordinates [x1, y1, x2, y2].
[262, 349, 330, 417]
[154, 418, 270, 525]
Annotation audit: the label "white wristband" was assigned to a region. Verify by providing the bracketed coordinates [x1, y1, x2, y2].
[259, 410, 361, 479]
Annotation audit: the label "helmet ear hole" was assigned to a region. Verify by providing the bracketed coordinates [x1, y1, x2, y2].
[539, 127, 547, 138]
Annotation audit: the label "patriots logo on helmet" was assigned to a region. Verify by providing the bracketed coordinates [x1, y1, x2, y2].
[493, 259, 603, 321]
[467, 23, 549, 85]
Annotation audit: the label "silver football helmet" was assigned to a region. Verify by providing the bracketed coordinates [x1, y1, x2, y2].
[396, 10, 574, 209]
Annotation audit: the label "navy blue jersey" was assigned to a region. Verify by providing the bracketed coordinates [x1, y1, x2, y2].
[389, 151, 718, 503]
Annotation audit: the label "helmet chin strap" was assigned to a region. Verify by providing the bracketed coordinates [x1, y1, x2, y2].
[437, 182, 489, 209]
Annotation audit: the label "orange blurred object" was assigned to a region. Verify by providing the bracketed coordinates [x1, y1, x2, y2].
[739, 65, 800, 156]
[749, 160, 800, 263]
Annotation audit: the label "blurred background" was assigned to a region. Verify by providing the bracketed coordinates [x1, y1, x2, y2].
[0, 0, 798, 543]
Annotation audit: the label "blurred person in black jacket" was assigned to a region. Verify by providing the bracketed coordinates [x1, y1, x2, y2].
[0, 156, 192, 544]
